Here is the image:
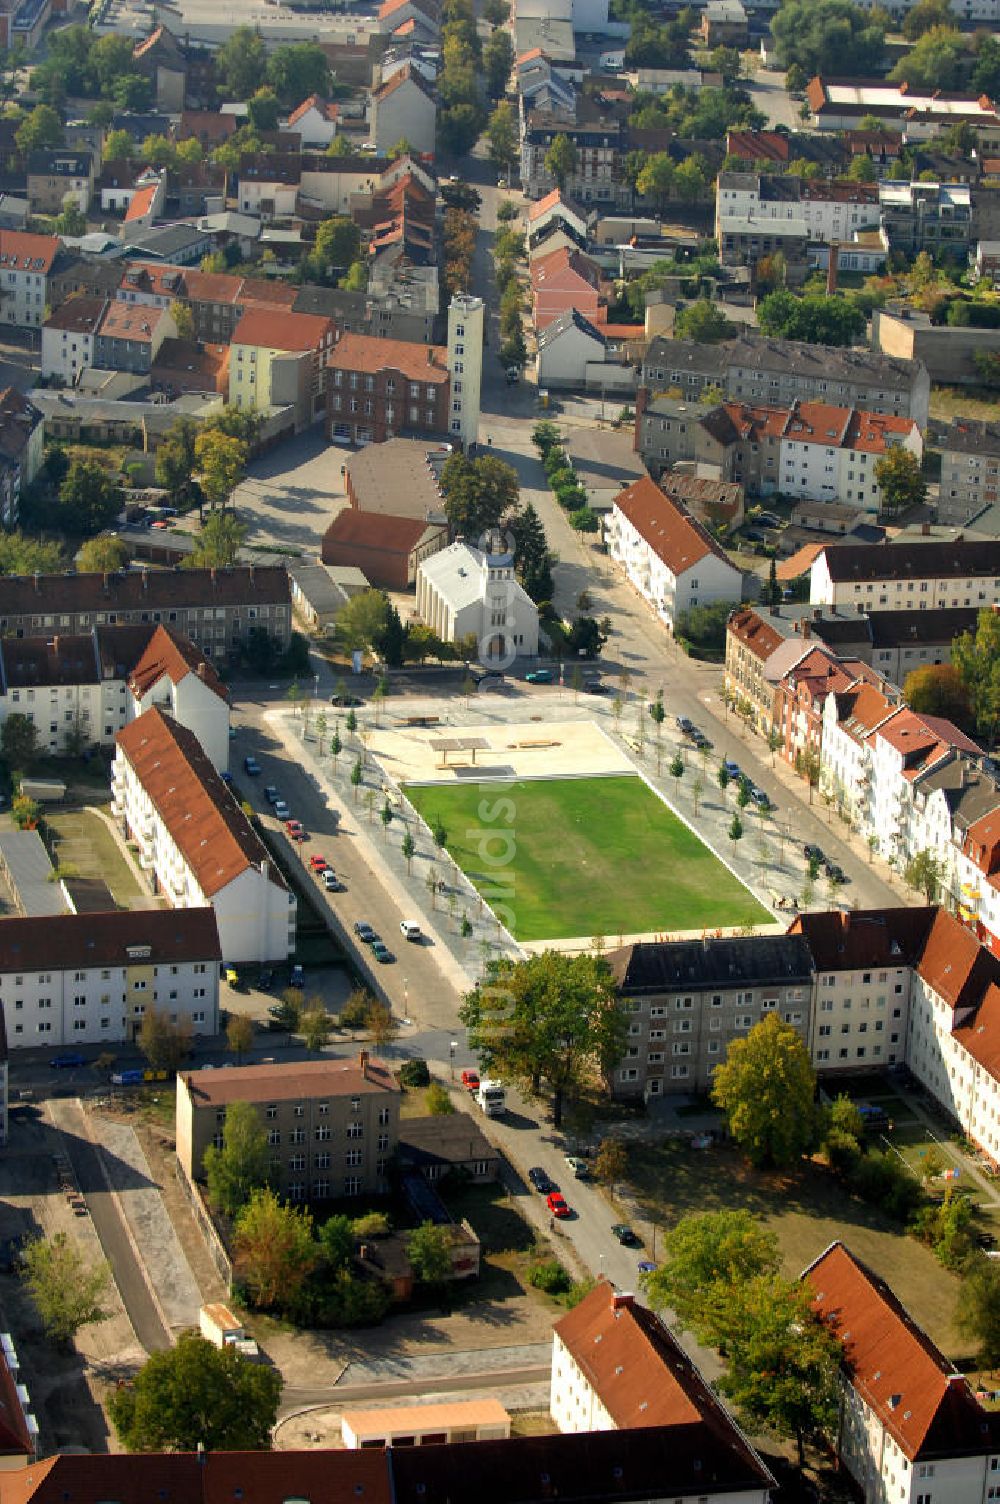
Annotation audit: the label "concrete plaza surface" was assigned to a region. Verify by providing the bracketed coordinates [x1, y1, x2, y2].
[368, 716, 633, 787]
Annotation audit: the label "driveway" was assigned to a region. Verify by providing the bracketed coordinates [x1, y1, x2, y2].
[230, 429, 352, 558]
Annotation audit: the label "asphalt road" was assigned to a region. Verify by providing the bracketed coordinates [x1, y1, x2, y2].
[50, 1099, 170, 1353]
[283, 1362, 551, 1413]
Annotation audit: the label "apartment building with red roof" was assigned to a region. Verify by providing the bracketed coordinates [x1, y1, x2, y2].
[127, 624, 230, 772]
[94, 298, 176, 375]
[0, 228, 60, 331]
[606, 476, 742, 633]
[371, 64, 436, 158]
[327, 332, 451, 446]
[113, 708, 295, 963]
[229, 306, 336, 430]
[806, 1241, 1000, 1502]
[285, 94, 340, 147]
[551, 1283, 772, 1499]
[531, 244, 605, 330]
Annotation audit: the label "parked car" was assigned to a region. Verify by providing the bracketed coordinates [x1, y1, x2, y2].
[309, 855, 329, 873]
[676, 716, 695, 734]
[804, 843, 824, 863]
[331, 693, 362, 708]
[461, 1069, 480, 1091]
[50, 1053, 85, 1069]
[691, 729, 713, 750]
[288, 964, 304, 989]
[354, 922, 377, 943]
[322, 870, 340, 891]
[264, 785, 280, 804]
[723, 759, 741, 780]
[528, 1167, 553, 1193]
[744, 529, 765, 544]
[399, 920, 422, 942]
[243, 756, 261, 776]
[637, 1259, 657, 1274]
[547, 1191, 570, 1218]
[612, 1223, 641, 1247]
[526, 668, 554, 684]
[286, 819, 306, 841]
[565, 1155, 591, 1179]
[273, 800, 291, 820]
[758, 512, 782, 528]
[750, 787, 772, 809]
[372, 940, 394, 963]
[582, 677, 610, 694]
[258, 968, 275, 990]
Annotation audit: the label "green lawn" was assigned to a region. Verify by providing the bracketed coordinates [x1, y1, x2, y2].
[405, 775, 769, 942]
[629, 1141, 963, 1356]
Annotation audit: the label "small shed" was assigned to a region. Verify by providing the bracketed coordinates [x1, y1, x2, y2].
[341, 1398, 511, 1449]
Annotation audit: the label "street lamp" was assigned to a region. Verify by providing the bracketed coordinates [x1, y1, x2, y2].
[450, 1039, 457, 1079]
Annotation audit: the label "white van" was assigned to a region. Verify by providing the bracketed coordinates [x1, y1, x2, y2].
[400, 921, 423, 942]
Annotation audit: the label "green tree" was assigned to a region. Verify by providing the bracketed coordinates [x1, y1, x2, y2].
[203, 1099, 271, 1217]
[460, 951, 627, 1126]
[636, 151, 675, 209]
[301, 1006, 330, 1054]
[56, 459, 122, 536]
[226, 1012, 254, 1061]
[310, 214, 362, 279]
[215, 25, 268, 99]
[20, 1232, 109, 1347]
[137, 1008, 192, 1073]
[336, 588, 390, 655]
[77, 535, 129, 573]
[770, 0, 886, 77]
[486, 100, 518, 172]
[234, 1188, 318, 1309]
[903, 0, 952, 36]
[957, 1260, 1000, 1366]
[902, 663, 971, 726]
[438, 102, 485, 157]
[545, 132, 579, 189]
[0, 712, 38, 769]
[711, 1014, 818, 1167]
[674, 299, 734, 343]
[185, 509, 248, 569]
[483, 27, 514, 98]
[246, 85, 280, 133]
[953, 608, 1000, 741]
[108, 1332, 281, 1451]
[407, 1220, 454, 1285]
[266, 41, 331, 106]
[904, 847, 946, 902]
[593, 1136, 627, 1190]
[440, 452, 519, 538]
[319, 1213, 354, 1270]
[113, 74, 151, 111]
[402, 828, 416, 873]
[644, 1210, 781, 1344]
[674, 154, 709, 203]
[55, 199, 86, 237]
[103, 128, 134, 161]
[15, 102, 62, 154]
[889, 24, 965, 89]
[426, 1080, 456, 1115]
[194, 429, 246, 510]
[719, 1276, 842, 1466]
[757, 289, 866, 346]
[873, 445, 926, 516]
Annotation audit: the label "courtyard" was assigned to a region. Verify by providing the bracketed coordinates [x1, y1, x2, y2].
[404, 774, 770, 944]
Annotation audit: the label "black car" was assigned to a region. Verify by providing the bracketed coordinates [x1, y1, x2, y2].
[804, 844, 824, 863]
[528, 1167, 554, 1193]
[676, 716, 695, 734]
[612, 1223, 642, 1247]
[331, 694, 363, 708]
[258, 968, 275, 991]
[354, 921, 377, 943]
[825, 863, 847, 885]
[582, 678, 610, 695]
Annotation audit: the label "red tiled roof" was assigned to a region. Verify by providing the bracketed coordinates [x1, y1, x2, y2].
[375, 63, 436, 105]
[133, 25, 163, 58]
[124, 182, 159, 223]
[955, 982, 1000, 1079]
[0, 907, 221, 973]
[613, 476, 731, 579]
[965, 808, 1000, 877]
[231, 307, 335, 351]
[788, 906, 936, 973]
[807, 1241, 999, 1461]
[324, 507, 435, 553]
[875, 707, 974, 780]
[776, 543, 824, 581]
[114, 707, 287, 899]
[727, 605, 783, 662]
[328, 332, 448, 383]
[0, 229, 58, 276]
[725, 129, 790, 162]
[0, 1349, 31, 1458]
[916, 905, 1000, 1011]
[128, 624, 228, 704]
[98, 301, 166, 343]
[528, 186, 565, 221]
[287, 94, 337, 127]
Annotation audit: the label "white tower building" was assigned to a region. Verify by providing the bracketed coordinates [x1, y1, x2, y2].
[447, 293, 483, 452]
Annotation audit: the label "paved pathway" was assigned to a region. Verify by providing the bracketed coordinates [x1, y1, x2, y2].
[91, 1115, 202, 1333]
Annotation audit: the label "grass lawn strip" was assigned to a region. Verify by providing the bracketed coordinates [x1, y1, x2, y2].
[404, 775, 769, 942]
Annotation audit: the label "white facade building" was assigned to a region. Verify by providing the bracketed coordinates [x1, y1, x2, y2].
[113, 707, 296, 963]
[716, 175, 881, 245]
[416, 543, 539, 662]
[806, 1240, 1000, 1504]
[809, 539, 1000, 609]
[447, 293, 483, 450]
[0, 907, 220, 1050]
[607, 476, 743, 633]
[126, 624, 231, 771]
[550, 1283, 772, 1501]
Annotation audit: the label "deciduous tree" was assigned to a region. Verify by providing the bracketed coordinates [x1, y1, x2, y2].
[643, 1210, 781, 1343]
[214, 25, 268, 99]
[1, 713, 38, 769]
[957, 1260, 1000, 1366]
[545, 133, 578, 189]
[460, 951, 626, 1125]
[234, 1188, 318, 1309]
[137, 1008, 192, 1074]
[711, 1014, 818, 1166]
[771, 0, 885, 78]
[56, 459, 122, 536]
[185, 509, 248, 569]
[226, 1012, 254, 1061]
[194, 430, 246, 510]
[108, 1332, 281, 1451]
[203, 1100, 271, 1217]
[902, 663, 971, 726]
[952, 607, 1000, 742]
[77, 535, 129, 573]
[440, 453, 520, 540]
[21, 1232, 109, 1347]
[873, 445, 926, 516]
[904, 847, 946, 902]
[407, 1220, 454, 1285]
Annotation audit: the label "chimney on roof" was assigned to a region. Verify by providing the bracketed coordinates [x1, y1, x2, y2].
[32, 572, 39, 594]
[359, 1048, 370, 1079]
[197, 662, 206, 679]
[210, 567, 216, 585]
[802, 618, 810, 639]
[611, 1291, 635, 1311]
[249, 563, 255, 586]
[922, 521, 930, 535]
[102, 572, 110, 596]
[141, 567, 148, 592]
[259, 859, 268, 882]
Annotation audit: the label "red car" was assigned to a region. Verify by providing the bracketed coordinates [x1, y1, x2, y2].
[461, 1069, 480, 1092]
[546, 1191, 570, 1219]
[309, 855, 329, 873]
[285, 819, 306, 841]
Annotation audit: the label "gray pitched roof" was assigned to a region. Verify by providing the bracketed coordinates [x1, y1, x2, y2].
[608, 934, 815, 992]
